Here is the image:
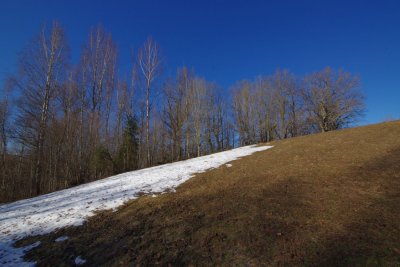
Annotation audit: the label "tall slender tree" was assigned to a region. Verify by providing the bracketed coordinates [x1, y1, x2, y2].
[138, 37, 161, 166]
[14, 21, 69, 195]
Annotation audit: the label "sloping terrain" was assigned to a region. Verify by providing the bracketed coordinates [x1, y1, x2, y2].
[0, 145, 272, 266]
[7, 121, 400, 266]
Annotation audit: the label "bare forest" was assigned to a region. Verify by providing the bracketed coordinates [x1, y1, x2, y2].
[0, 22, 364, 203]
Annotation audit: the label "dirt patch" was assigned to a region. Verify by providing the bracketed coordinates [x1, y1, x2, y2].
[20, 121, 400, 266]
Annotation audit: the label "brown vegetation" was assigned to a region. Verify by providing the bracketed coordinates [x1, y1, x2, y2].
[19, 121, 400, 266]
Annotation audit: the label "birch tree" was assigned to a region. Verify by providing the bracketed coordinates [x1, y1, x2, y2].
[80, 26, 117, 145]
[190, 77, 208, 157]
[138, 37, 161, 166]
[15, 21, 69, 194]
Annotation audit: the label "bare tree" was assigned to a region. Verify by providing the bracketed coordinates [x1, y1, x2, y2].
[209, 90, 225, 151]
[303, 67, 364, 132]
[253, 77, 274, 142]
[269, 70, 300, 139]
[79, 25, 117, 180]
[80, 26, 117, 148]
[0, 97, 10, 189]
[162, 67, 192, 160]
[14, 21, 69, 195]
[54, 68, 81, 186]
[189, 77, 208, 157]
[138, 37, 161, 166]
[82, 26, 117, 113]
[232, 80, 258, 145]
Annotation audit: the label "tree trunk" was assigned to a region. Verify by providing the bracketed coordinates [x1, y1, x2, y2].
[146, 82, 150, 166]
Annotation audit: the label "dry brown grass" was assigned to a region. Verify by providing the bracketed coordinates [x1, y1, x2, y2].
[19, 121, 400, 266]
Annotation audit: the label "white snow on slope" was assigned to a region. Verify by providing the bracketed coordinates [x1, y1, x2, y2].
[74, 256, 86, 265]
[0, 145, 272, 266]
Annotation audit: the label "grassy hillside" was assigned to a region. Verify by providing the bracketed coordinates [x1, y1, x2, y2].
[21, 121, 400, 266]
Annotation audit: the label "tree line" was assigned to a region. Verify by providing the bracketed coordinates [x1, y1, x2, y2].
[0, 22, 364, 203]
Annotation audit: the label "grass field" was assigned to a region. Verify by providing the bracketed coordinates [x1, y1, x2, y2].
[19, 121, 400, 266]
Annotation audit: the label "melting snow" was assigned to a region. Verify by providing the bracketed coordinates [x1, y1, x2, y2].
[0, 145, 272, 266]
[54, 236, 68, 242]
[74, 256, 86, 265]
[0, 241, 40, 267]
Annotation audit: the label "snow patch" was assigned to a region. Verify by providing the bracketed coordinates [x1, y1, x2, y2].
[0, 145, 272, 266]
[226, 163, 233, 167]
[74, 256, 86, 265]
[0, 241, 40, 267]
[55, 236, 68, 242]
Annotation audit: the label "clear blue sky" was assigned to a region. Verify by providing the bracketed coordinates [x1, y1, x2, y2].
[0, 0, 399, 124]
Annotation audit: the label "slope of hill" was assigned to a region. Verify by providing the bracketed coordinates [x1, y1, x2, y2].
[0, 145, 272, 266]
[4, 121, 400, 266]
